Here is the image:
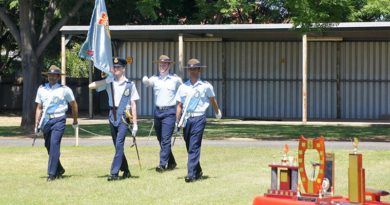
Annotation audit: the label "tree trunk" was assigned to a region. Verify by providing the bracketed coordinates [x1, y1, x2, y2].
[20, 51, 41, 130]
[2, 0, 86, 131]
[19, 0, 37, 130]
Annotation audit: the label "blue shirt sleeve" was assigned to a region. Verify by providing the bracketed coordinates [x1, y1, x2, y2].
[205, 83, 215, 98]
[131, 83, 140, 101]
[175, 85, 183, 103]
[176, 76, 183, 89]
[64, 86, 75, 103]
[35, 87, 43, 104]
[96, 83, 108, 92]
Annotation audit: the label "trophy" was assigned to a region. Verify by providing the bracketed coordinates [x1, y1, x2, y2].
[281, 144, 289, 165]
[352, 137, 359, 154]
[321, 178, 330, 195]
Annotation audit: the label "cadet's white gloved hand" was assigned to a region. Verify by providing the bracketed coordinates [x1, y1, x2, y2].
[142, 76, 150, 86]
[34, 127, 43, 136]
[105, 76, 114, 84]
[215, 109, 222, 119]
[174, 122, 180, 133]
[132, 124, 138, 136]
[72, 123, 79, 129]
[126, 104, 131, 111]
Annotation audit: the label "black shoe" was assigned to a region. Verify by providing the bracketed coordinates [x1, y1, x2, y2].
[167, 162, 177, 170]
[185, 176, 196, 183]
[195, 171, 203, 180]
[56, 168, 65, 179]
[47, 175, 56, 182]
[155, 165, 168, 173]
[184, 171, 203, 183]
[122, 171, 131, 179]
[107, 175, 120, 181]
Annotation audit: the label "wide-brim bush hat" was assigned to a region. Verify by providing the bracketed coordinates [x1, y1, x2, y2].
[42, 65, 64, 75]
[183, 58, 207, 68]
[153, 55, 175, 63]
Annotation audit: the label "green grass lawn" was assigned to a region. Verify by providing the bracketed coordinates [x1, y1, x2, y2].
[0, 145, 389, 205]
[1, 120, 389, 141]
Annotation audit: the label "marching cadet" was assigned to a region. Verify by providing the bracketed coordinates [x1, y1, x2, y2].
[175, 58, 222, 183]
[89, 57, 139, 181]
[34, 65, 79, 182]
[142, 55, 182, 172]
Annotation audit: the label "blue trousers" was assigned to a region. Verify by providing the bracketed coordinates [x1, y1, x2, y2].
[154, 107, 176, 167]
[183, 115, 206, 178]
[42, 115, 66, 176]
[109, 121, 129, 175]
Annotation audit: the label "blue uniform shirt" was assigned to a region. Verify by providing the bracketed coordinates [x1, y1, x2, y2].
[97, 77, 140, 107]
[149, 74, 182, 107]
[175, 79, 215, 114]
[35, 83, 75, 127]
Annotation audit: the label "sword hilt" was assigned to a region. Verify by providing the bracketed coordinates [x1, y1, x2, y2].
[124, 109, 132, 124]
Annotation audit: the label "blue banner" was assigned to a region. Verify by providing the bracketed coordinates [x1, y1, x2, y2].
[79, 0, 113, 74]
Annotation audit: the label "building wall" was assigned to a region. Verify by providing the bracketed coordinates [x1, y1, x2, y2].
[225, 41, 340, 119]
[341, 41, 390, 119]
[116, 40, 390, 119]
[307, 42, 338, 119]
[3, 41, 388, 120]
[226, 42, 302, 119]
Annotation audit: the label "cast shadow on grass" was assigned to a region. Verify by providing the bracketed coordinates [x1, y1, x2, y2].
[2, 123, 390, 142]
[177, 175, 211, 180]
[97, 174, 140, 179]
[39, 175, 74, 179]
[146, 167, 184, 172]
[205, 123, 390, 142]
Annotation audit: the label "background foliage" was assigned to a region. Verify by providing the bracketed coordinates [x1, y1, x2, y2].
[1, 0, 389, 78]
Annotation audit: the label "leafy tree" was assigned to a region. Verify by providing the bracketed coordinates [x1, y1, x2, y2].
[286, 0, 356, 31]
[0, 2, 18, 76]
[65, 42, 90, 78]
[0, 0, 87, 129]
[135, 0, 161, 22]
[350, 0, 390, 21]
[285, 0, 389, 31]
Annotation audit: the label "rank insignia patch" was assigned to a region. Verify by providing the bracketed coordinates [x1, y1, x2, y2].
[124, 88, 130, 96]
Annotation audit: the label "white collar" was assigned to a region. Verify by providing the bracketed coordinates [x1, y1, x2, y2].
[45, 83, 61, 89]
[114, 77, 128, 85]
[185, 79, 202, 87]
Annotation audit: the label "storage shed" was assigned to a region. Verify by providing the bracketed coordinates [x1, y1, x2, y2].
[61, 22, 390, 121]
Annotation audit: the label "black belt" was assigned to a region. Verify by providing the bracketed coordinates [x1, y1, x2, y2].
[155, 105, 175, 110]
[109, 106, 118, 110]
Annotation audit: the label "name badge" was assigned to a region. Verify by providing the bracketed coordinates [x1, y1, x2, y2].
[124, 88, 130, 96]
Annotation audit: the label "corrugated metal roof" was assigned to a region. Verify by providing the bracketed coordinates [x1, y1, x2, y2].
[61, 22, 390, 41]
[61, 22, 390, 32]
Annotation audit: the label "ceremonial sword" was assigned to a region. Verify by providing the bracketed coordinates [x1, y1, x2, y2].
[123, 109, 142, 170]
[33, 105, 47, 146]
